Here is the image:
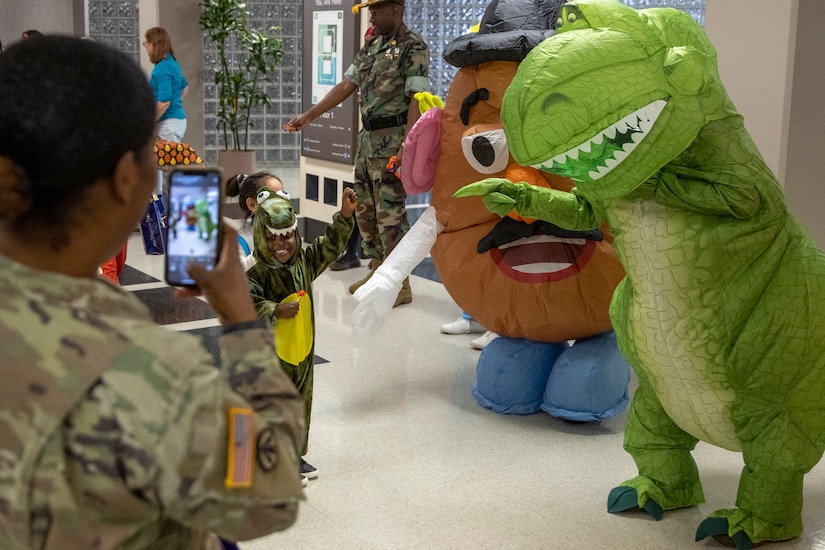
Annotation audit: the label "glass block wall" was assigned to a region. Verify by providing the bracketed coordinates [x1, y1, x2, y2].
[201, 0, 303, 166]
[87, 0, 140, 64]
[404, 1, 490, 99]
[625, 0, 704, 24]
[87, 0, 704, 170]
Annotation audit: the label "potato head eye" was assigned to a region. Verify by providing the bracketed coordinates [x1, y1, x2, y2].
[461, 129, 509, 174]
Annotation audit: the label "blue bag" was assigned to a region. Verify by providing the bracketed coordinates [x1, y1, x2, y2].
[139, 193, 167, 255]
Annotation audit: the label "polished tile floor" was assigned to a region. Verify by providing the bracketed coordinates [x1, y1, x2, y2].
[123, 229, 825, 550]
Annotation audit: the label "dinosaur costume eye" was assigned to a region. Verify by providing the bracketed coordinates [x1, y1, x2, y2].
[461, 128, 509, 174]
[556, 5, 588, 33]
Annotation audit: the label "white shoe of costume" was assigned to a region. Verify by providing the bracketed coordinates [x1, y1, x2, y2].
[440, 317, 486, 335]
[470, 331, 499, 350]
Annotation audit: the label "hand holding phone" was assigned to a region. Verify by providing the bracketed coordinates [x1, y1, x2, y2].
[177, 223, 259, 326]
[165, 167, 223, 287]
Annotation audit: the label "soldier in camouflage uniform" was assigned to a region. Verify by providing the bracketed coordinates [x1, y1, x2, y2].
[0, 36, 304, 549]
[286, 0, 430, 306]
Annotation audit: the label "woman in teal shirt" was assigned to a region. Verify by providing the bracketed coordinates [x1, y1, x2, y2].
[144, 27, 189, 141]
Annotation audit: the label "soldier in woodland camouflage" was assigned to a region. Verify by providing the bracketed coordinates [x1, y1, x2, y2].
[286, 0, 430, 306]
[0, 36, 304, 549]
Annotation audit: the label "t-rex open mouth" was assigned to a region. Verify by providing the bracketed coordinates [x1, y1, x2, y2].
[531, 99, 667, 182]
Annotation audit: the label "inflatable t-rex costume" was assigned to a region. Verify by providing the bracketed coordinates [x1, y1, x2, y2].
[457, 0, 825, 547]
[353, 0, 630, 421]
[195, 197, 216, 241]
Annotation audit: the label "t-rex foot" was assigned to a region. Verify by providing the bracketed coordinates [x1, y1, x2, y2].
[606, 486, 663, 521]
[695, 517, 769, 549]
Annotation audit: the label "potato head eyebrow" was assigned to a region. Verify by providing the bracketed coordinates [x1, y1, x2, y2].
[460, 87, 490, 126]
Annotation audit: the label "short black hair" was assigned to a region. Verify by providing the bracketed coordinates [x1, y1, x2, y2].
[0, 35, 155, 238]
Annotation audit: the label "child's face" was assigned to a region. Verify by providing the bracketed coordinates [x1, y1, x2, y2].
[265, 229, 297, 263]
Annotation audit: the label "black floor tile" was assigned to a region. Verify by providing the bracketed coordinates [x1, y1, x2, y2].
[131, 287, 216, 325]
[119, 264, 160, 285]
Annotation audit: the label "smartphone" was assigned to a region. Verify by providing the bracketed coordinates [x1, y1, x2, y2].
[164, 167, 223, 287]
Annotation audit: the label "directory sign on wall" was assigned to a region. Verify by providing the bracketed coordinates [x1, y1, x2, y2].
[313, 11, 342, 96]
[300, 1, 360, 164]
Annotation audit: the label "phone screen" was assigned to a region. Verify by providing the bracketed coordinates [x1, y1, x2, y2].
[164, 168, 223, 287]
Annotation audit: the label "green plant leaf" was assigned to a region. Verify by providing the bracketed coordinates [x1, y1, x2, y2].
[199, 0, 284, 151]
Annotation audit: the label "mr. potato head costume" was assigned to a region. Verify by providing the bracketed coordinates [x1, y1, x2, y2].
[353, 0, 630, 421]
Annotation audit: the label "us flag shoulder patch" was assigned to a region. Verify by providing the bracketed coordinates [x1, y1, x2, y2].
[226, 407, 255, 488]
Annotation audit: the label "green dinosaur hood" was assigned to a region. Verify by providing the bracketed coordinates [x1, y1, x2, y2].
[252, 193, 300, 266]
[502, 0, 737, 201]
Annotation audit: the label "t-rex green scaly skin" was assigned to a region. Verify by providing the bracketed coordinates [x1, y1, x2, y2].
[455, 0, 825, 546]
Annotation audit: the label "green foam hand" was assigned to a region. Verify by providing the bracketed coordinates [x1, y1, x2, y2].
[454, 178, 520, 218]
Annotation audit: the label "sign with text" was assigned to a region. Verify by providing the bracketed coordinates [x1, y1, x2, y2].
[300, 1, 360, 164]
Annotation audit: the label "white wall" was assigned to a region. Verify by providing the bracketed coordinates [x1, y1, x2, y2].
[782, 0, 825, 248]
[0, 0, 79, 47]
[705, 0, 825, 247]
[705, 0, 794, 179]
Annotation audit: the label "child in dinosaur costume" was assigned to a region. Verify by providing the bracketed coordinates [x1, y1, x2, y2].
[195, 197, 216, 241]
[456, 0, 825, 547]
[246, 188, 357, 479]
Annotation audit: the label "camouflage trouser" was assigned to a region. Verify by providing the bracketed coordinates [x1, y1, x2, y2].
[353, 155, 410, 260]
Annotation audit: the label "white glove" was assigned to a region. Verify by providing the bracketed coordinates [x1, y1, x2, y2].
[352, 270, 400, 337]
[351, 206, 443, 336]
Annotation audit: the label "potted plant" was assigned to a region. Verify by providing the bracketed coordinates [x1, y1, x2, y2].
[199, 0, 283, 174]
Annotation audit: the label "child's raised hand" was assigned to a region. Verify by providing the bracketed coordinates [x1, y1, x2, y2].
[341, 187, 358, 218]
[178, 223, 258, 326]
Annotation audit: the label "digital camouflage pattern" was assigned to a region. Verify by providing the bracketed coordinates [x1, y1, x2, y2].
[0, 254, 305, 549]
[247, 195, 354, 455]
[344, 23, 429, 260]
[456, 0, 825, 546]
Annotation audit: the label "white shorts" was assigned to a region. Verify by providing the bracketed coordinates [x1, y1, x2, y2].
[156, 118, 187, 142]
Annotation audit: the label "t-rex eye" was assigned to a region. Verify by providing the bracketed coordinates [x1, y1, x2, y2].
[556, 5, 588, 33]
[461, 129, 509, 174]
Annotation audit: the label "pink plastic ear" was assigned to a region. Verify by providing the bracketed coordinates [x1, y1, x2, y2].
[402, 107, 443, 195]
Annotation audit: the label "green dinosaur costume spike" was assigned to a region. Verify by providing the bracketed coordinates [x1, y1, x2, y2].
[456, 0, 825, 546]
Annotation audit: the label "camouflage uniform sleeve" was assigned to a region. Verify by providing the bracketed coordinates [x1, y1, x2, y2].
[343, 60, 361, 87]
[151, 327, 305, 541]
[403, 36, 430, 96]
[2, 266, 303, 546]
